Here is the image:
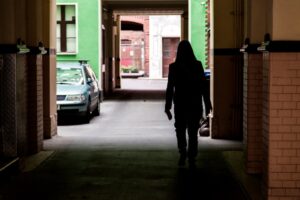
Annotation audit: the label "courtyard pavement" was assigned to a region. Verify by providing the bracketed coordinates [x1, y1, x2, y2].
[0, 89, 262, 200]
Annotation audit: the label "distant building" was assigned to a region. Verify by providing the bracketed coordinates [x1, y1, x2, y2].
[120, 15, 181, 79]
[149, 15, 181, 78]
[120, 16, 149, 77]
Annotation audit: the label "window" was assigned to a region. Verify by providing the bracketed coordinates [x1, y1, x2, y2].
[56, 4, 77, 54]
[121, 39, 132, 45]
[121, 21, 144, 31]
[56, 68, 84, 85]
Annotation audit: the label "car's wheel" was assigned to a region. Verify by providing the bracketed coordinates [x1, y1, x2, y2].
[83, 99, 91, 123]
[93, 98, 100, 116]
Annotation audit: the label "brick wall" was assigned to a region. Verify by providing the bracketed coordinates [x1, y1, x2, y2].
[27, 54, 44, 154]
[243, 53, 263, 174]
[144, 17, 150, 77]
[0, 54, 17, 157]
[263, 52, 300, 199]
[0, 52, 45, 157]
[42, 55, 57, 139]
[0, 51, 47, 157]
[120, 16, 149, 76]
[16, 54, 28, 156]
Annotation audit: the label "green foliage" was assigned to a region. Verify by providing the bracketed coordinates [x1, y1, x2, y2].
[130, 67, 139, 73]
[121, 65, 139, 73]
[121, 67, 131, 73]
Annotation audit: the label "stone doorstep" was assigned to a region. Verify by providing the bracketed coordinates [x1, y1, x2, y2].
[21, 151, 54, 172]
[0, 151, 54, 178]
[0, 157, 19, 173]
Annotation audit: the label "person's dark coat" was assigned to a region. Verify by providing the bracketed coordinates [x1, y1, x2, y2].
[165, 41, 211, 118]
[164, 40, 212, 166]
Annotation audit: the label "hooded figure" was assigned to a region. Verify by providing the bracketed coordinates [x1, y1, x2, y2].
[165, 40, 212, 167]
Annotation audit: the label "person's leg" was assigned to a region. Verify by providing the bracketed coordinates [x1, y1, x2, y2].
[187, 117, 201, 167]
[175, 125, 187, 154]
[187, 125, 198, 159]
[175, 121, 187, 166]
[174, 108, 187, 166]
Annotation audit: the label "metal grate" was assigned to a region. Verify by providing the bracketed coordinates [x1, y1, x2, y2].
[1, 54, 17, 157]
[57, 95, 66, 101]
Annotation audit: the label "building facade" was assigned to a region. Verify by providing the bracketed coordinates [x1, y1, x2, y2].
[120, 15, 181, 79]
[56, 0, 102, 81]
[120, 16, 149, 77]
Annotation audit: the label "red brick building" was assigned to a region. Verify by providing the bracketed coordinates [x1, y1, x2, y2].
[120, 15, 180, 78]
[120, 16, 150, 77]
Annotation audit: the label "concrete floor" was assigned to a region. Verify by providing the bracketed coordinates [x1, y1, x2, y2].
[0, 90, 261, 200]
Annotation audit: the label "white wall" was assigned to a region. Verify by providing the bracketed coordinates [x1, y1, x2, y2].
[149, 15, 181, 78]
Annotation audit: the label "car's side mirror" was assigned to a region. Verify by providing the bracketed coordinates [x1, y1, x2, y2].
[87, 78, 93, 84]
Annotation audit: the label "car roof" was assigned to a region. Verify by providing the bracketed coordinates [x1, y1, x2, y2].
[57, 61, 89, 69]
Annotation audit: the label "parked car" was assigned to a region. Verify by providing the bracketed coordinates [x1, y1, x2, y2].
[56, 61, 101, 123]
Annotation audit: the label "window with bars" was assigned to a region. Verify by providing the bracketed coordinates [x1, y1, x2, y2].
[56, 4, 77, 54]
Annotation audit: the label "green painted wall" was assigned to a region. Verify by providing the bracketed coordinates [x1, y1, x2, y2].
[56, 0, 100, 78]
[190, 0, 208, 68]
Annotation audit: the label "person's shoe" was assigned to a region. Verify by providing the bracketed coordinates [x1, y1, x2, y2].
[178, 155, 186, 167]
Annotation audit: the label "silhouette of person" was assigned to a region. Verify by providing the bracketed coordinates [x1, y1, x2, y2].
[165, 40, 212, 167]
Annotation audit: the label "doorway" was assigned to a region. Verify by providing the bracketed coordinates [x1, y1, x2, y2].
[162, 37, 180, 78]
[116, 14, 181, 90]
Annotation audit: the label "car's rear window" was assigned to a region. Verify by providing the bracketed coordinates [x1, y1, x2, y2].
[57, 67, 84, 85]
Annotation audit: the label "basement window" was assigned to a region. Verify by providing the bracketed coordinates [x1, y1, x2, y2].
[121, 21, 144, 31]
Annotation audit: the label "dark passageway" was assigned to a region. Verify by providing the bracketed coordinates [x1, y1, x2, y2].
[1, 0, 300, 199]
[0, 90, 247, 200]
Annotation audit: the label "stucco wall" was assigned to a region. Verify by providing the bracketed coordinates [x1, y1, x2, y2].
[213, 0, 235, 49]
[248, 0, 268, 43]
[190, 0, 208, 68]
[56, 0, 100, 78]
[149, 15, 181, 79]
[273, 0, 300, 40]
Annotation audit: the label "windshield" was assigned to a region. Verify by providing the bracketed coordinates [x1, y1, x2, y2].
[56, 67, 84, 85]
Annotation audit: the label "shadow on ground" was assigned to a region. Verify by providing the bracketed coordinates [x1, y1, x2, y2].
[0, 150, 249, 200]
[105, 89, 166, 101]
